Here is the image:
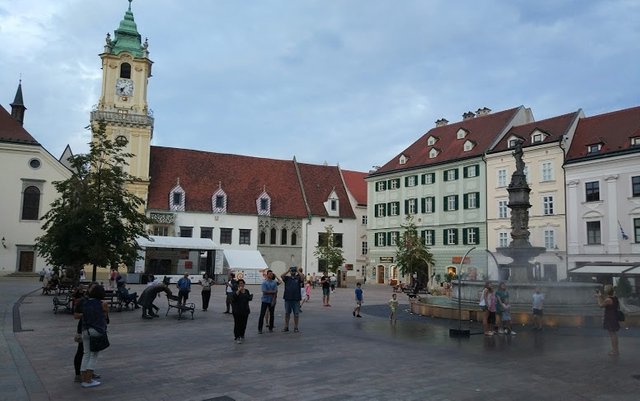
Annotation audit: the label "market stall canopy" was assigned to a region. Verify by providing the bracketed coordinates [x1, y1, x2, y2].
[223, 249, 268, 269]
[136, 236, 217, 250]
[569, 263, 640, 277]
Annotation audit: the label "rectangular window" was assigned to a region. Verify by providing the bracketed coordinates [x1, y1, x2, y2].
[362, 241, 368, 255]
[464, 227, 479, 245]
[388, 178, 400, 190]
[422, 230, 435, 246]
[334, 233, 343, 248]
[362, 215, 368, 225]
[260, 198, 269, 211]
[498, 200, 508, 219]
[444, 169, 458, 181]
[375, 203, 386, 217]
[172, 192, 182, 205]
[200, 227, 213, 239]
[179, 226, 193, 238]
[422, 173, 435, 185]
[215, 195, 224, 208]
[497, 169, 507, 187]
[389, 231, 399, 247]
[407, 198, 417, 215]
[544, 229, 555, 249]
[375, 232, 387, 247]
[541, 161, 553, 182]
[330, 199, 337, 211]
[464, 165, 479, 178]
[499, 232, 509, 248]
[445, 195, 458, 211]
[152, 225, 169, 236]
[632, 176, 640, 197]
[405, 175, 418, 187]
[220, 228, 232, 244]
[239, 229, 251, 245]
[543, 195, 554, 215]
[464, 192, 479, 209]
[375, 181, 387, 192]
[635, 218, 640, 243]
[586, 221, 601, 245]
[585, 181, 600, 202]
[422, 197, 435, 213]
[445, 228, 458, 245]
[388, 202, 400, 216]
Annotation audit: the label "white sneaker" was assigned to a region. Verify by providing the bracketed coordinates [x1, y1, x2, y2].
[510, 330, 516, 335]
[497, 329, 504, 334]
[81, 380, 101, 388]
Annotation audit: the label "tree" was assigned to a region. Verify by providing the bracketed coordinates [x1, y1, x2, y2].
[35, 121, 151, 283]
[313, 225, 345, 274]
[395, 216, 434, 290]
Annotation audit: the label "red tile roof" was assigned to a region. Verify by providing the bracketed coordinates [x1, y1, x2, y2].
[491, 111, 581, 153]
[341, 169, 368, 206]
[148, 146, 308, 218]
[372, 107, 522, 175]
[297, 162, 356, 219]
[566, 106, 640, 162]
[0, 105, 38, 145]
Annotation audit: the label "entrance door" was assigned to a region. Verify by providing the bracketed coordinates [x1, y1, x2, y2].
[377, 265, 385, 284]
[19, 251, 35, 272]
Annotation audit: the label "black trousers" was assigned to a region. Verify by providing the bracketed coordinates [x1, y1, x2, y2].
[233, 312, 249, 339]
[202, 290, 211, 310]
[74, 341, 83, 375]
[258, 302, 275, 332]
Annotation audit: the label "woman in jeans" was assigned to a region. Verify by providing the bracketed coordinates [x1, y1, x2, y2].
[75, 283, 109, 388]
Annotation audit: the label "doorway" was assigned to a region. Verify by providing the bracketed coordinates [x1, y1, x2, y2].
[377, 265, 385, 284]
[19, 251, 35, 273]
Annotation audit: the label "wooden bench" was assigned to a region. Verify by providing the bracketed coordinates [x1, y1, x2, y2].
[166, 294, 195, 320]
[104, 290, 120, 311]
[52, 294, 72, 314]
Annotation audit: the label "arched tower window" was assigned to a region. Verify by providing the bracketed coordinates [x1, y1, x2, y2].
[259, 231, 266, 245]
[120, 63, 131, 79]
[291, 232, 297, 246]
[21, 186, 40, 220]
[270, 228, 277, 245]
[281, 228, 288, 245]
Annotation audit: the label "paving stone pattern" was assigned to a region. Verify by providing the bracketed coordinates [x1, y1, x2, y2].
[2, 277, 640, 401]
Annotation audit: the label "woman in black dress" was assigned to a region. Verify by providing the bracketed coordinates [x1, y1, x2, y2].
[231, 279, 252, 344]
[596, 284, 620, 356]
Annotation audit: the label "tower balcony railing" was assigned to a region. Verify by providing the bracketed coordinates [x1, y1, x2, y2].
[90, 109, 154, 128]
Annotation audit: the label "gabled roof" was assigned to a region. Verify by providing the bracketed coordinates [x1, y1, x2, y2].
[297, 163, 356, 219]
[341, 169, 368, 206]
[491, 110, 581, 153]
[148, 146, 308, 218]
[566, 106, 640, 162]
[0, 105, 38, 145]
[372, 107, 522, 176]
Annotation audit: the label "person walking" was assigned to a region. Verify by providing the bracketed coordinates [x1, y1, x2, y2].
[281, 266, 303, 332]
[231, 279, 252, 343]
[200, 273, 213, 311]
[321, 273, 331, 306]
[353, 282, 363, 317]
[532, 287, 545, 330]
[388, 293, 399, 324]
[258, 271, 278, 334]
[224, 273, 238, 314]
[596, 284, 620, 356]
[75, 283, 109, 388]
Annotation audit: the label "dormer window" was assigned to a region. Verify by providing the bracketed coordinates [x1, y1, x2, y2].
[427, 136, 438, 146]
[399, 154, 408, 165]
[463, 140, 475, 152]
[631, 137, 640, 146]
[256, 189, 271, 216]
[587, 143, 602, 154]
[531, 131, 545, 143]
[429, 148, 440, 159]
[507, 136, 522, 148]
[169, 180, 185, 211]
[456, 128, 468, 139]
[211, 187, 227, 214]
[325, 190, 340, 216]
[330, 199, 337, 211]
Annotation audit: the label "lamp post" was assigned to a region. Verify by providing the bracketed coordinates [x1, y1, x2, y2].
[449, 246, 476, 337]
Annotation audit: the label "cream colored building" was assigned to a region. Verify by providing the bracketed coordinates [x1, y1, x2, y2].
[486, 110, 582, 281]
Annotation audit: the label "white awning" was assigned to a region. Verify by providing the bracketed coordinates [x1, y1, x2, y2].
[136, 236, 217, 250]
[569, 263, 640, 276]
[223, 249, 268, 270]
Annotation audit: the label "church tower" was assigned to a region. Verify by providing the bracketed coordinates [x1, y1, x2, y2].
[91, 0, 153, 206]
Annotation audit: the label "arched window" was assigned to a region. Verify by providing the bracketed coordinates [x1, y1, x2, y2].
[120, 63, 131, 79]
[22, 186, 40, 220]
[291, 232, 297, 246]
[270, 228, 277, 245]
[259, 231, 266, 245]
[281, 228, 288, 245]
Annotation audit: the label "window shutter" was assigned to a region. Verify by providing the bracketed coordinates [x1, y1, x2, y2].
[454, 169, 459, 180]
[463, 228, 468, 245]
[374, 234, 379, 247]
[453, 229, 458, 244]
[374, 205, 379, 218]
[421, 174, 426, 185]
[443, 229, 448, 245]
[455, 195, 459, 210]
[475, 165, 480, 177]
[432, 197, 435, 212]
[430, 173, 435, 183]
[463, 193, 468, 209]
[431, 230, 436, 245]
[421, 198, 426, 213]
[474, 227, 480, 244]
[387, 232, 392, 246]
[443, 196, 448, 211]
[463, 167, 468, 178]
[404, 200, 409, 214]
[443, 171, 448, 182]
[475, 192, 480, 208]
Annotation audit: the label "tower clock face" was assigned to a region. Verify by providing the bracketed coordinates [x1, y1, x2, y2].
[116, 78, 134, 96]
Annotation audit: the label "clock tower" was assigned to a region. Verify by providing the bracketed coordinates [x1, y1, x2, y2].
[91, 0, 153, 206]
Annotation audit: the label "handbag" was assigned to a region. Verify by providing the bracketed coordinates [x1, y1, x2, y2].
[617, 310, 625, 322]
[88, 330, 110, 352]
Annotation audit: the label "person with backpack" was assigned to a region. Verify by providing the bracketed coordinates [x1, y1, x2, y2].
[176, 272, 191, 306]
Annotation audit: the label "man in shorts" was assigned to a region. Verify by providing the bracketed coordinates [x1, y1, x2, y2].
[281, 266, 303, 332]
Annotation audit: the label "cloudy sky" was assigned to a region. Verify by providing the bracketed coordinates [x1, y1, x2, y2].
[0, 0, 638, 172]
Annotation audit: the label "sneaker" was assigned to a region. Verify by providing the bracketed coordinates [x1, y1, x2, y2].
[356, 315, 362, 318]
[293, 328, 299, 333]
[81, 380, 101, 388]
[484, 331, 494, 336]
[238, 338, 243, 344]
[497, 328, 504, 334]
[282, 327, 289, 332]
[510, 331, 516, 336]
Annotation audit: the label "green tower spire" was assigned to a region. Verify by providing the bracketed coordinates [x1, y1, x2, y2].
[109, 0, 145, 57]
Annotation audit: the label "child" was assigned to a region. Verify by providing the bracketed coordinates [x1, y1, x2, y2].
[500, 298, 515, 335]
[353, 282, 363, 317]
[388, 293, 399, 324]
[304, 280, 311, 302]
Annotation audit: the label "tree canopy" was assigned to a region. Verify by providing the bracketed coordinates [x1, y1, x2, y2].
[35, 121, 150, 282]
[313, 225, 345, 274]
[395, 216, 434, 288]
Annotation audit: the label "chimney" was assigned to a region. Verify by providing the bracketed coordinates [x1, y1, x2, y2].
[435, 118, 449, 127]
[462, 111, 475, 120]
[476, 107, 491, 116]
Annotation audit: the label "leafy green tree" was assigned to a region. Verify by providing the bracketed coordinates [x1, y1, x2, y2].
[314, 225, 345, 274]
[395, 216, 434, 289]
[35, 121, 150, 282]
